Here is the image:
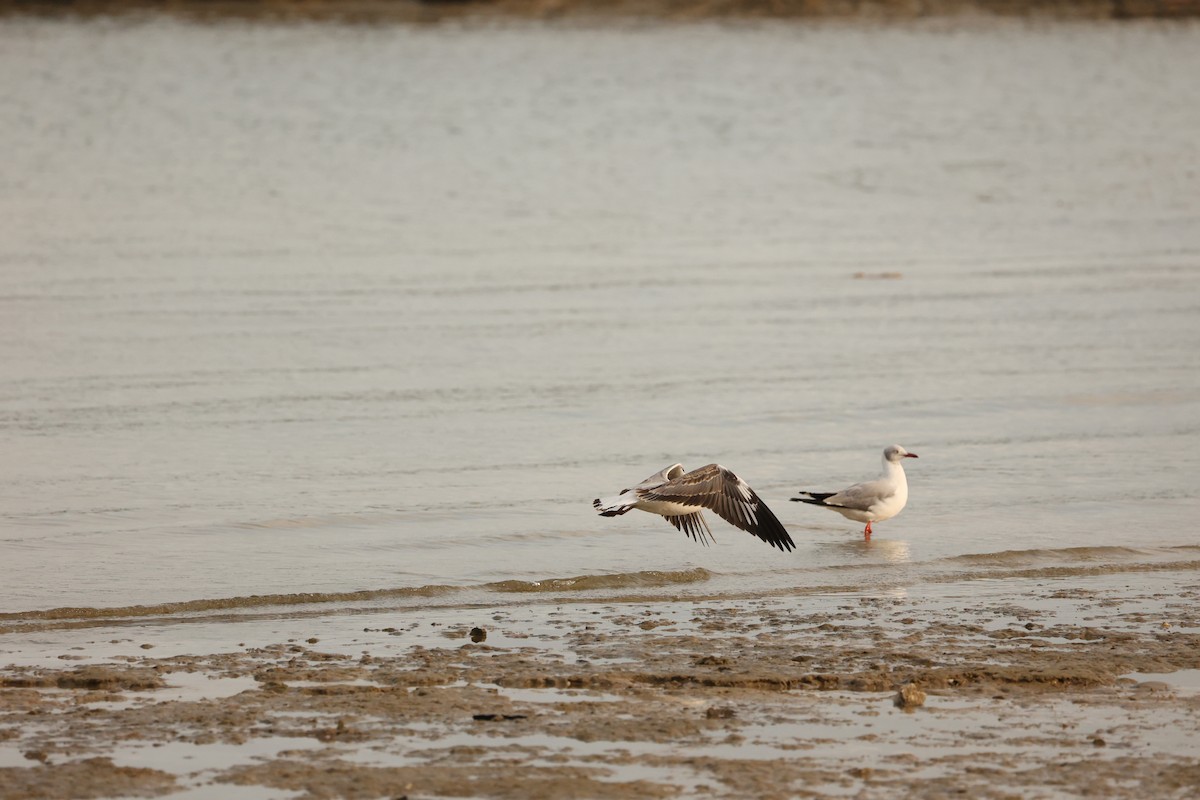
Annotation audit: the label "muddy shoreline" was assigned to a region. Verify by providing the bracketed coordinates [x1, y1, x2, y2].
[3, 570, 1199, 799]
[2, 0, 1199, 22]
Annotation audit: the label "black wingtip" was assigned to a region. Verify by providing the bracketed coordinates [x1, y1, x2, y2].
[766, 531, 796, 553]
[749, 500, 795, 554]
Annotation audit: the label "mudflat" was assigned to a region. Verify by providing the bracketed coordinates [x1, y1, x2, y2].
[3, 566, 1198, 799]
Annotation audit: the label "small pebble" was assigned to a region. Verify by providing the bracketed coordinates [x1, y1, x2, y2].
[894, 683, 926, 710]
[472, 713, 526, 722]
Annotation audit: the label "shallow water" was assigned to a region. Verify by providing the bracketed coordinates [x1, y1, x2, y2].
[1, 17, 1199, 619]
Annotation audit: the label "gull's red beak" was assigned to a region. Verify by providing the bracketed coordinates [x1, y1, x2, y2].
[905, 453, 919, 458]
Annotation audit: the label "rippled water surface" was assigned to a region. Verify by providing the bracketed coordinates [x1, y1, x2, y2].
[2, 17, 1198, 616]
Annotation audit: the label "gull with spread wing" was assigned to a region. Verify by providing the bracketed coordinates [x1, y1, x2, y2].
[791, 445, 918, 539]
[594, 463, 795, 552]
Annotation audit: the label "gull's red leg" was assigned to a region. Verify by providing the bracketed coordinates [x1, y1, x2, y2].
[863, 521, 872, 540]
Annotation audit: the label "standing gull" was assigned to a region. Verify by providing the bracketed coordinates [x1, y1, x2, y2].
[791, 445, 918, 539]
[594, 463, 795, 552]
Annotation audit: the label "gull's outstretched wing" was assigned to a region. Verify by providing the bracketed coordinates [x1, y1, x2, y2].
[665, 512, 715, 546]
[643, 464, 795, 552]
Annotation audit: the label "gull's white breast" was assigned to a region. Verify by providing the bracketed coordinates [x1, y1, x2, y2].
[635, 498, 698, 517]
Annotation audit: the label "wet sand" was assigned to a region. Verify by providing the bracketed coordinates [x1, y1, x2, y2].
[4, 567, 1199, 798]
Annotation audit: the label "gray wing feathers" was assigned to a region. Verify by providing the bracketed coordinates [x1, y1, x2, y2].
[666, 512, 715, 546]
[827, 479, 895, 511]
[643, 464, 795, 552]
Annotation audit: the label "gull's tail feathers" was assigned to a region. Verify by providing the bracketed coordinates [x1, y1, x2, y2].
[593, 495, 636, 517]
[791, 491, 837, 506]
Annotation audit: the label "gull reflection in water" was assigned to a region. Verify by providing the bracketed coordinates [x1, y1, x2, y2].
[823, 536, 912, 564]
[868, 538, 912, 564]
[827, 537, 914, 602]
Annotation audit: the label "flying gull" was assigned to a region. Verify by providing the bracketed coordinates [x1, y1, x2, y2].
[594, 463, 795, 552]
[791, 445, 918, 539]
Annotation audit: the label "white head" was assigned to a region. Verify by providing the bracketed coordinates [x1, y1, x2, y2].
[883, 444, 918, 462]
